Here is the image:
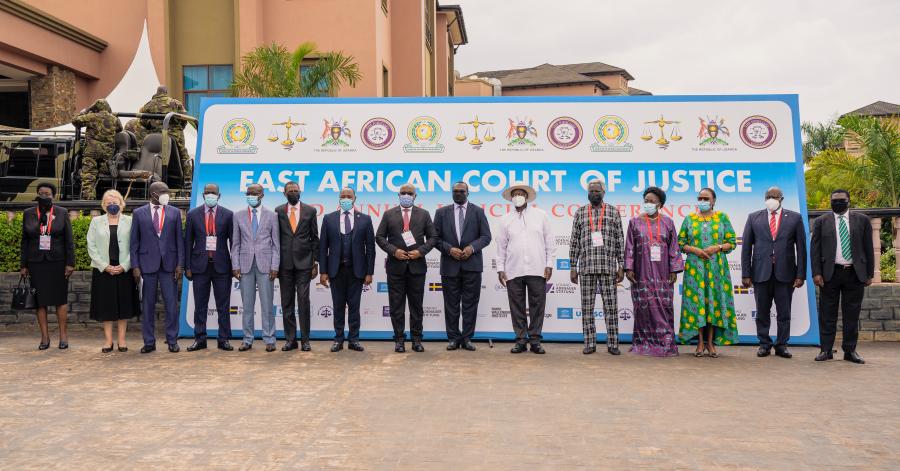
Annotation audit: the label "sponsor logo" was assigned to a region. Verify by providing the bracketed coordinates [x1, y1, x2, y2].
[456, 115, 497, 150]
[491, 258, 498, 270]
[739, 115, 777, 149]
[555, 236, 571, 246]
[556, 259, 571, 270]
[736, 309, 749, 321]
[424, 306, 442, 317]
[428, 282, 443, 292]
[547, 116, 583, 150]
[576, 309, 602, 319]
[491, 307, 511, 318]
[377, 282, 389, 293]
[360, 117, 396, 150]
[403, 116, 444, 153]
[382, 306, 391, 317]
[734, 286, 753, 295]
[494, 283, 507, 292]
[640, 115, 683, 150]
[318, 306, 333, 318]
[696, 115, 732, 146]
[503, 117, 540, 150]
[317, 117, 354, 151]
[218, 118, 258, 154]
[590, 115, 632, 152]
[268, 117, 308, 150]
[426, 259, 441, 269]
[229, 305, 240, 316]
[547, 283, 577, 294]
[618, 308, 633, 321]
[557, 307, 574, 319]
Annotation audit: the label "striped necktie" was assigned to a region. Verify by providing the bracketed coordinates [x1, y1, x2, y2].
[838, 215, 852, 260]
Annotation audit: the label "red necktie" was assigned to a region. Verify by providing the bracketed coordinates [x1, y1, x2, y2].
[402, 209, 410, 231]
[206, 209, 215, 258]
[769, 211, 777, 239]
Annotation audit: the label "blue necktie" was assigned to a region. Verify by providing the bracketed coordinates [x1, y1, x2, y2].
[152, 206, 160, 235]
[251, 208, 258, 238]
[343, 211, 351, 234]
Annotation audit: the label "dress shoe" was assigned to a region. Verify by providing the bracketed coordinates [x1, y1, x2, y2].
[844, 351, 865, 364]
[38, 340, 50, 350]
[775, 348, 793, 359]
[238, 343, 252, 352]
[187, 341, 207, 352]
[265, 344, 276, 353]
[510, 343, 527, 354]
[530, 343, 546, 354]
[607, 346, 621, 356]
[168, 343, 180, 353]
[330, 342, 344, 352]
[217, 341, 233, 351]
[757, 346, 771, 357]
[395, 341, 406, 353]
[282, 342, 298, 352]
[58, 341, 69, 350]
[814, 350, 833, 361]
[412, 341, 425, 353]
[102, 344, 114, 353]
[462, 340, 476, 351]
[301, 341, 311, 352]
[348, 342, 365, 352]
[117, 345, 128, 353]
[446, 340, 459, 351]
[140, 345, 156, 354]
[583, 346, 596, 355]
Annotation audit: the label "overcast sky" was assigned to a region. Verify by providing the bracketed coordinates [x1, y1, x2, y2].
[452, 0, 899, 124]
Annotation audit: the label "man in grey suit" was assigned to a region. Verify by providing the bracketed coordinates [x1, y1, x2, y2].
[232, 184, 281, 352]
[375, 183, 439, 353]
[741, 186, 808, 359]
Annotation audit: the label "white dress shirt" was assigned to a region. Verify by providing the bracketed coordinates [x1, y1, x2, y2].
[340, 207, 356, 234]
[834, 210, 852, 265]
[496, 206, 555, 280]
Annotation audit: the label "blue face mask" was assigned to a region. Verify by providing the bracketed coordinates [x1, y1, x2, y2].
[697, 201, 712, 212]
[204, 193, 219, 208]
[246, 195, 261, 208]
[399, 194, 415, 208]
[339, 198, 354, 212]
[642, 202, 658, 216]
[106, 204, 120, 215]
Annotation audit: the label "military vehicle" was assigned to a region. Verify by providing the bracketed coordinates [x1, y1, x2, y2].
[0, 112, 196, 203]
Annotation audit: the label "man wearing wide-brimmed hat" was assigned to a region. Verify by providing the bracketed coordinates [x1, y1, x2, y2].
[496, 183, 555, 354]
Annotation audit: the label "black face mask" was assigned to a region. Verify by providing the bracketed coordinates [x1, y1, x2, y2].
[588, 193, 603, 205]
[831, 199, 849, 214]
[452, 193, 467, 205]
[286, 194, 300, 205]
[36, 195, 52, 211]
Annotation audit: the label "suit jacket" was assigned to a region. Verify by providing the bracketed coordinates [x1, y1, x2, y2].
[20, 205, 75, 267]
[86, 214, 132, 271]
[375, 205, 438, 276]
[568, 202, 625, 274]
[274, 202, 319, 270]
[811, 211, 874, 283]
[231, 205, 280, 274]
[184, 205, 233, 274]
[741, 208, 808, 283]
[433, 203, 492, 276]
[319, 210, 376, 279]
[130, 203, 184, 274]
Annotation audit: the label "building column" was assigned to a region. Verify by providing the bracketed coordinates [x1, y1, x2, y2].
[871, 217, 882, 283]
[29, 65, 76, 130]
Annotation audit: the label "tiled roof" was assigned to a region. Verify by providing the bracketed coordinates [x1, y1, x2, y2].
[843, 101, 900, 117]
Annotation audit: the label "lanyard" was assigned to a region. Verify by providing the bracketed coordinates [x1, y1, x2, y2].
[644, 215, 662, 244]
[37, 208, 53, 235]
[587, 204, 605, 233]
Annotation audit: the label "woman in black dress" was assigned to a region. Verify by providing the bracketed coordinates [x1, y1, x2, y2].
[87, 190, 138, 352]
[20, 182, 75, 350]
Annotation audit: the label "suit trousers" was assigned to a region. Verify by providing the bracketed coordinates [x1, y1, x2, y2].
[442, 270, 482, 343]
[141, 271, 179, 347]
[506, 275, 546, 345]
[578, 273, 619, 348]
[819, 266, 865, 353]
[279, 267, 312, 343]
[191, 263, 232, 344]
[331, 264, 363, 342]
[240, 260, 276, 345]
[387, 267, 426, 341]
[753, 274, 794, 350]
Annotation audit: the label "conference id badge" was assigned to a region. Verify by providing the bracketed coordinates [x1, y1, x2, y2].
[591, 231, 604, 247]
[402, 231, 417, 247]
[39, 235, 51, 251]
[650, 244, 662, 262]
[206, 236, 217, 251]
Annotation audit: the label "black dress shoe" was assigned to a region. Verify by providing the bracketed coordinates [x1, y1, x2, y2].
[238, 343, 252, 352]
[462, 340, 476, 351]
[757, 346, 771, 357]
[217, 341, 233, 351]
[814, 350, 833, 361]
[348, 342, 365, 352]
[775, 348, 792, 359]
[530, 343, 546, 354]
[395, 342, 406, 353]
[510, 343, 527, 354]
[446, 340, 459, 351]
[117, 345, 128, 353]
[301, 341, 311, 352]
[168, 344, 180, 353]
[265, 344, 276, 352]
[412, 341, 425, 353]
[583, 346, 596, 355]
[58, 341, 69, 350]
[38, 340, 50, 350]
[282, 342, 298, 352]
[607, 346, 621, 356]
[187, 341, 207, 352]
[844, 351, 865, 364]
[330, 342, 343, 352]
[102, 344, 114, 353]
[140, 345, 156, 354]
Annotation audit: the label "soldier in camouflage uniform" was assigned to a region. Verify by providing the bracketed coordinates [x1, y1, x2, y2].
[124, 118, 147, 146]
[72, 99, 122, 199]
[139, 85, 192, 185]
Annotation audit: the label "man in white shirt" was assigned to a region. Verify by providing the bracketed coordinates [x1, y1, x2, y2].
[496, 184, 555, 354]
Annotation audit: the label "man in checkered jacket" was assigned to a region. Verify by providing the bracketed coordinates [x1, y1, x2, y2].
[569, 180, 625, 355]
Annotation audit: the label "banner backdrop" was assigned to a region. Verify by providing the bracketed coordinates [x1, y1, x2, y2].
[179, 95, 818, 344]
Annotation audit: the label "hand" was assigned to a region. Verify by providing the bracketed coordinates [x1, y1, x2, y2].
[742, 277, 752, 288]
[615, 268, 624, 284]
[462, 246, 474, 259]
[311, 264, 319, 279]
[703, 245, 720, 256]
[449, 247, 464, 260]
[498, 271, 507, 288]
[319, 273, 329, 288]
[793, 278, 805, 289]
[104, 265, 118, 275]
[544, 267, 553, 281]
[64, 265, 74, 279]
[133, 268, 142, 282]
[625, 270, 636, 284]
[113, 265, 125, 275]
[232, 269, 241, 280]
[570, 269, 578, 284]
[668, 273, 678, 284]
[364, 275, 373, 286]
[864, 278, 873, 287]
[19, 267, 29, 278]
[694, 247, 711, 261]
[174, 266, 183, 281]
[813, 275, 824, 288]
[394, 249, 409, 260]
[269, 270, 278, 281]
[407, 250, 422, 260]
[185, 269, 193, 280]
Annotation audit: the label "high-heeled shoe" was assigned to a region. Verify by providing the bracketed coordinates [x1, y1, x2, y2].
[58, 340, 69, 350]
[102, 344, 114, 353]
[117, 345, 128, 352]
[38, 340, 50, 350]
[694, 345, 705, 357]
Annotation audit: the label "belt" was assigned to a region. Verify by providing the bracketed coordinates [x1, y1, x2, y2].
[835, 264, 854, 270]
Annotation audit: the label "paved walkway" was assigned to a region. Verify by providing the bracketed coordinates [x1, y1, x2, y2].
[0, 327, 898, 470]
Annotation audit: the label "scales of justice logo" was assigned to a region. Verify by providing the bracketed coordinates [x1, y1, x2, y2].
[506, 117, 537, 146]
[590, 115, 632, 152]
[321, 118, 351, 146]
[403, 116, 444, 153]
[697, 116, 731, 146]
[640, 115, 682, 149]
[217, 118, 258, 154]
[267, 117, 308, 150]
[456, 115, 496, 150]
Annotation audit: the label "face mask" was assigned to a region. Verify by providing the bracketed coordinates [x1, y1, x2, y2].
[158, 194, 170, 206]
[246, 195, 261, 208]
[697, 201, 712, 212]
[512, 195, 527, 208]
[106, 204, 121, 215]
[642, 202, 658, 216]
[399, 194, 415, 208]
[588, 193, 604, 205]
[204, 193, 219, 208]
[831, 199, 849, 214]
[36, 195, 52, 210]
[452, 192, 467, 205]
[339, 198, 354, 212]
[764, 198, 781, 212]
[286, 193, 300, 205]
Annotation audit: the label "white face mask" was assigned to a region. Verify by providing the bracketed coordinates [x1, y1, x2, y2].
[764, 198, 781, 212]
[512, 195, 527, 208]
[158, 194, 170, 206]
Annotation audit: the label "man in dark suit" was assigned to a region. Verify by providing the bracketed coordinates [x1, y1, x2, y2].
[184, 183, 234, 352]
[274, 181, 319, 352]
[741, 186, 808, 359]
[811, 189, 874, 364]
[319, 187, 376, 352]
[131, 181, 184, 353]
[376, 183, 439, 353]
[433, 182, 492, 351]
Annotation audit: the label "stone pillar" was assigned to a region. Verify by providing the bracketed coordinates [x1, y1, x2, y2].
[29, 65, 76, 130]
[894, 217, 900, 282]
[872, 217, 882, 283]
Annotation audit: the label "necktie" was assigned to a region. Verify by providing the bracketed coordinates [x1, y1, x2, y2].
[251, 208, 259, 238]
[457, 205, 464, 243]
[153, 206, 160, 235]
[289, 206, 297, 233]
[839, 215, 852, 260]
[344, 211, 351, 234]
[769, 211, 777, 239]
[402, 209, 410, 231]
[207, 208, 216, 258]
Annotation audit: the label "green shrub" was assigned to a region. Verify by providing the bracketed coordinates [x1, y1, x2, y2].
[882, 249, 896, 283]
[0, 213, 93, 272]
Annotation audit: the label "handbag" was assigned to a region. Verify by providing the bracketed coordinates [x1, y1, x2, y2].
[11, 275, 37, 310]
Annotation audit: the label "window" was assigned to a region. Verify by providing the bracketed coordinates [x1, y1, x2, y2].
[183, 65, 232, 118]
[299, 59, 330, 97]
[382, 65, 389, 97]
[5, 143, 58, 177]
